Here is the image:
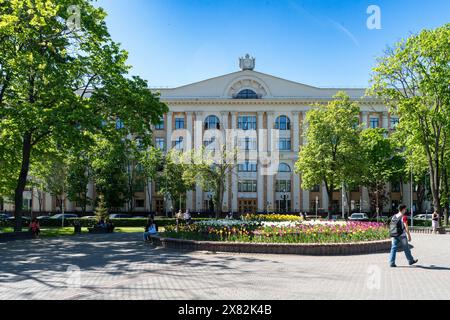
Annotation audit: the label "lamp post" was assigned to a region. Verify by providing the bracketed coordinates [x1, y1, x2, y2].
[282, 188, 288, 213]
[410, 164, 414, 227]
[315, 196, 319, 220]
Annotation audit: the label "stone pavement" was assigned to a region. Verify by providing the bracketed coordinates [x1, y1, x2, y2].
[0, 232, 449, 300]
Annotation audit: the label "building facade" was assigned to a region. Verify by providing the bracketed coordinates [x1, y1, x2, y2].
[148, 55, 418, 215]
[2, 55, 428, 215]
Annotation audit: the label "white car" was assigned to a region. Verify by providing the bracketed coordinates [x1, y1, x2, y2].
[414, 214, 433, 221]
[349, 213, 369, 221]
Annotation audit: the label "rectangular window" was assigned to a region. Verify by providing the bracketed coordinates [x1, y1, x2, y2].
[238, 162, 258, 172]
[276, 180, 291, 192]
[238, 137, 257, 150]
[391, 182, 401, 193]
[238, 116, 257, 130]
[135, 199, 145, 208]
[390, 117, 399, 129]
[174, 137, 184, 150]
[238, 180, 257, 192]
[155, 116, 164, 130]
[134, 180, 145, 193]
[155, 138, 165, 150]
[175, 117, 185, 129]
[278, 138, 291, 151]
[370, 117, 380, 129]
[310, 185, 320, 192]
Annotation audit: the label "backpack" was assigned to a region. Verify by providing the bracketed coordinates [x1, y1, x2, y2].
[389, 215, 404, 237]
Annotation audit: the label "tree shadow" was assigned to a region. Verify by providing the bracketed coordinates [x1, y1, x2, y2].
[0, 233, 289, 290]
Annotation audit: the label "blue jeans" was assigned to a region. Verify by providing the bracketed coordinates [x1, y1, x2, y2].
[389, 236, 415, 266]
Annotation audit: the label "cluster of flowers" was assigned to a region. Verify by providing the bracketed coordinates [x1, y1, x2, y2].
[255, 221, 388, 243]
[242, 214, 304, 222]
[163, 219, 389, 244]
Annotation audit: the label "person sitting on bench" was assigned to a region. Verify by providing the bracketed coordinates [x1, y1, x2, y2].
[143, 219, 157, 241]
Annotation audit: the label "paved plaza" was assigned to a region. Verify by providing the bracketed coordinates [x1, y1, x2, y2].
[0, 232, 449, 300]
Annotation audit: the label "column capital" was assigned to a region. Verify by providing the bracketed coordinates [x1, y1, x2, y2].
[292, 110, 301, 115]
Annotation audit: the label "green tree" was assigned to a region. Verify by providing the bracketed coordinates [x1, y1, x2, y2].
[157, 150, 194, 215]
[0, 0, 167, 230]
[94, 194, 108, 222]
[90, 136, 128, 212]
[295, 92, 362, 217]
[184, 146, 237, 219]
[139, 146, 165, 213]
[369, 23, 450, 224]
[359, 128, 405, 217]
[66, 151, 92, 214]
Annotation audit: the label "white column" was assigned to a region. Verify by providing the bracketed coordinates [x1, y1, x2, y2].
[382, 112, 389, 130]
[257, 112, 265, 212]
[231, 112, 238, 212]
[165, 112, 173, 211]
[322, 183, 329, 212]
[221, 112, 230, 211]
[361, 111, 369, 129]
[301, 111, 308, 145]
[292, 112, 300, 212]
[86, 182, 94, 212]
[302, 189, 310, 212]
[361, 187, 370, 212]
[266, 112, 275, 211]
[45, 192, 53, 212]
[186, 112, 194, 210]
[195, 112, 204, 212]
[145, 180, 152, 211]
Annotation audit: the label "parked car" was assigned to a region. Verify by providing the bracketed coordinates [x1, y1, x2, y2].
[109, 214, 131, 219]
[81, 216, 96, 219]
[132, 216, 146, 219]
[36, 216, 52, 221]
[51, 214, 79, 219]
[414, 214, 433, 221]
[0, 213, 10, 221]
[349, 213, 369, 221]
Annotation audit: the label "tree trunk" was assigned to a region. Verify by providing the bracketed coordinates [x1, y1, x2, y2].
[14, 132, 33, 232]
[327, 190, 333, 219]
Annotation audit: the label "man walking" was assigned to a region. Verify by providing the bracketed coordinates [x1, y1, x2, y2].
[389, 204, 419, 268]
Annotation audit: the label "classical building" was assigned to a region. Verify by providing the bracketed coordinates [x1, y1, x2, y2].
[148, 54, 417, 215]
[2, 55, 427, 215]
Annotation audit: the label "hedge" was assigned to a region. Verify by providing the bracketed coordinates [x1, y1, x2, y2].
[1, 217, 210, 228]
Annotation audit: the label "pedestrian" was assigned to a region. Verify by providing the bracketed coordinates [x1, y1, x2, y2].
[29, 218, 40, 238]
[389, 204, 418, 268]
[432, 211, 440, 234]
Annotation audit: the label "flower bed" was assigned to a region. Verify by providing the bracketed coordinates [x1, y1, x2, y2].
[242, 213, 303, 222]
[162, 220, 389, 244]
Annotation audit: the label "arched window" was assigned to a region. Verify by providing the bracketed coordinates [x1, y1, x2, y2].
[275, 116, 291, 130]
[204, 115, 220, 130]
[278, 163, 291, 173]
[235, 89, 259, 99]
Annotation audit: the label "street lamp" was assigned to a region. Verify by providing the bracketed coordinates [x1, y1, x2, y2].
[282, 188, 288, 213]
[315, 196, 319, 220]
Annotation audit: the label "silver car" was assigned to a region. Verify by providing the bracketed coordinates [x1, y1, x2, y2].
[349, 213, 369, 221]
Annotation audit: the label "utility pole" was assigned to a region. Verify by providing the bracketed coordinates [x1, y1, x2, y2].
[341, 183, 345, 219]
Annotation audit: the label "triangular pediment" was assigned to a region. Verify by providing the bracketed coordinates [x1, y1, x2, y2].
[155, 70, 366, 100]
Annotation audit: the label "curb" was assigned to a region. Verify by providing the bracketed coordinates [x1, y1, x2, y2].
[149, 235, 391, 256]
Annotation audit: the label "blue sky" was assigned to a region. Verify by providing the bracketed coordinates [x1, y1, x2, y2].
[94, 0, 450, 88]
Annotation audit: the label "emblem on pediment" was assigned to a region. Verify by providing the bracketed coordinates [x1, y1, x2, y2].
[239, 54, 255, 71]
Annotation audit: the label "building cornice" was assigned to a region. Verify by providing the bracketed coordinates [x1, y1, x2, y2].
[160, 98, 383, 106]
